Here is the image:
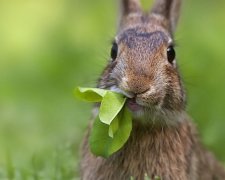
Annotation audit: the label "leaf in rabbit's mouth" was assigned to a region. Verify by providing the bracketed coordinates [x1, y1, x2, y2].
[74, 87, 132, 158]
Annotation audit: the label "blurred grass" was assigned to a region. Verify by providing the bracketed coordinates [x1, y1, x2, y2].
[0, 0, 225, 179]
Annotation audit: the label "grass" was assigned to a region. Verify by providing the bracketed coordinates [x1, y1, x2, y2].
[0, 0, 225, 179]
[1, 142, 79, 179]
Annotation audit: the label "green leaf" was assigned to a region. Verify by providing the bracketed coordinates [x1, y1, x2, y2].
[108, 116, 119, 138]
[75, 86, 132, 157]
[74, 87, 107, 102]
[89, 116, 109, 157]
[89, 108, 132, 158]
[99, 91, 126, 125]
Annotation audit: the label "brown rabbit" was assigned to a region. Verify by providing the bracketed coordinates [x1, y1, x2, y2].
[80, 0, 225, 179]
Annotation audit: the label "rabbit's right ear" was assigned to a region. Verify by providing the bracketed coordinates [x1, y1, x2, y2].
[121, 0, 141, 17]
[151, 0, 182, 34]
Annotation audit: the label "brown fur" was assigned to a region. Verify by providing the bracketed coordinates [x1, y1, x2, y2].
[80, 0, 225, 179]
[81, 117, 225, 179]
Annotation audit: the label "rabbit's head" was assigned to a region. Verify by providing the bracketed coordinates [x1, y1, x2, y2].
[99, 0, 186, 123]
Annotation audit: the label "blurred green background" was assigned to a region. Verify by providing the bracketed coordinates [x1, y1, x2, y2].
[0, 0, 225, 179]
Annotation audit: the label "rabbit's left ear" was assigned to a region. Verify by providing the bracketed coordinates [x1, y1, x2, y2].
[120, 0, 141, 17]
[150, 0, 182, 34]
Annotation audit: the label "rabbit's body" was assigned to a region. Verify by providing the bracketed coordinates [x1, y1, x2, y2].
[81, 116, 225, 179]
[80, 0, 225, 179]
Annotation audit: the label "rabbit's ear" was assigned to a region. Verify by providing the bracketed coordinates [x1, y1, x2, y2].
[121, 0, 141, 17]
[150, 0, 182, 33]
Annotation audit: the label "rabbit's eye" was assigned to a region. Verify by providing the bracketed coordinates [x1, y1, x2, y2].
[111, 42, 118, 60]
[167, 46, 176, 64]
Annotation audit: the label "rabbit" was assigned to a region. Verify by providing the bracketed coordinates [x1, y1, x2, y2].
[80, 0, 225, 179]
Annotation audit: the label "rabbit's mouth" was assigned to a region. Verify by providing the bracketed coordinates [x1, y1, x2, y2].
[109, 85, 147, 113]
[127, 98, 143, 112]
[126, 96, 165, 121]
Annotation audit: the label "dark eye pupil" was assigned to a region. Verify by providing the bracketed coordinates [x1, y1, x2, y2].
[111, 42, 118, 60]
[167, 46, 176, 64]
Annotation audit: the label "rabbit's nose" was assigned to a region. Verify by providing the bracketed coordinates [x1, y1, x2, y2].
[118, 74, 151, 96]
[121, 85, 150, 98]
[126, 76, 151, 95]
